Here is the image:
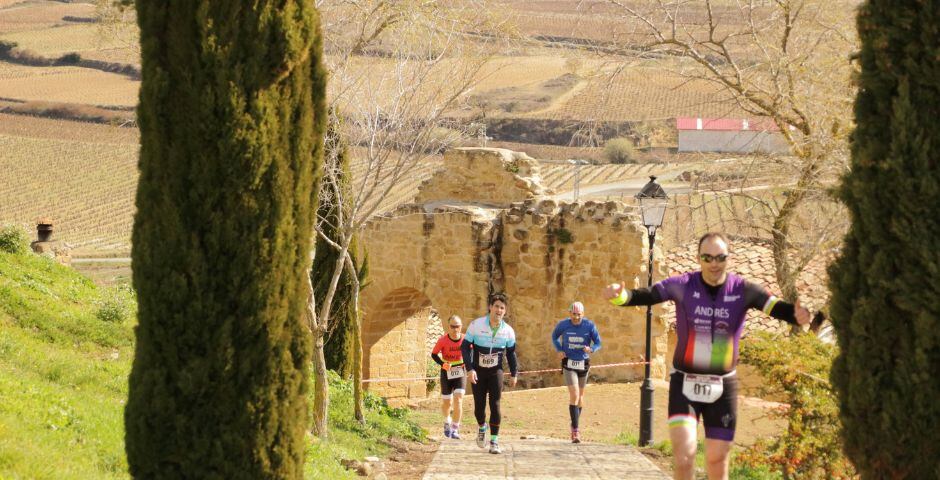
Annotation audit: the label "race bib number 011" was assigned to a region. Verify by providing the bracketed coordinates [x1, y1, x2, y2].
[447, 364, 465, 379]
[479, 353, 499, 369]
[682, 374, 724, 403]
[566, 359, 586, 371]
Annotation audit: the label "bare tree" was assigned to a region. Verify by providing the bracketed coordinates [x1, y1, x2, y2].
[309, 0, 514, 431]
[592, 0, 857, 300]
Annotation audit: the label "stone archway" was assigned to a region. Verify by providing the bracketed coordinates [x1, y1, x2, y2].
[363, 287, 436, 400]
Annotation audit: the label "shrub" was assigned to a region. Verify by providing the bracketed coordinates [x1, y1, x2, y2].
[736, 332, 857, 479]
[604, 137, 637, 164]
[95, 286, 135, 323]
[0, 224, 30, 254]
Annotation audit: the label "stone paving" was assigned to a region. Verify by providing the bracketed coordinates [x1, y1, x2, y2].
[423, 436, 670, 479]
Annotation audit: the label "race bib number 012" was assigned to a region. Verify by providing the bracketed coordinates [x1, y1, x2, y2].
[479, 353, 499, 369]
[447, 364, 465, 379]
[682, 373, 724, 403]
[566, 359, 586, 371]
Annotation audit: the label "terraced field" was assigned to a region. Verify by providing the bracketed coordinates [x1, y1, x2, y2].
[532, 67, 749, 122]
[0, 132, 138, 252]
[0, 63, 138, 106]
[0, 1, 95, 33]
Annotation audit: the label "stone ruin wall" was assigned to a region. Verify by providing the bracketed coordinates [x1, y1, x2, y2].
[360, 205, 497, 398]
[360, 148, 669, 400]
[500, 198, 669, 387]
[413, 148, 550, 206]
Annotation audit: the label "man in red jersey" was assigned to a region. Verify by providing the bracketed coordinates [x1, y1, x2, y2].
[431, 315, 467, 439]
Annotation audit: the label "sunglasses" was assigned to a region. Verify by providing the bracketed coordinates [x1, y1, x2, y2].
[700, 253, 729, 263]
[449, 324, 462, 329]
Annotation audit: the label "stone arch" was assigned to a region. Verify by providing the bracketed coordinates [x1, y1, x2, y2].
[362, 287, 437, 400]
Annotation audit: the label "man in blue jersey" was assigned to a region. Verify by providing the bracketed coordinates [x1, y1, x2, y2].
[461, 293, 518, 454]
[604, 232, 810, 480]
[551, 301, 602, 443]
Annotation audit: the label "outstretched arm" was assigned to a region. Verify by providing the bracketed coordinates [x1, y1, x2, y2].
[603, 281, 665, 307]
[745, 281, 811, 326]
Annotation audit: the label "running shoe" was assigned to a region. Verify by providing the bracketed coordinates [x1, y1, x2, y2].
[571, 429, 581, 444]
[476, 425, 487, 448]
[443, 422, 451, 438]
[449, 425, 460, 439]
[489, 440, 502, 454]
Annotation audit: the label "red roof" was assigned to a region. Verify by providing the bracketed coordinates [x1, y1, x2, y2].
[676, 117, 781, 132]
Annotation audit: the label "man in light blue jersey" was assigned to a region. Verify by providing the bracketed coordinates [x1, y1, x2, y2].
[551, 301, 602, 443]
[461, 293, 518, 454]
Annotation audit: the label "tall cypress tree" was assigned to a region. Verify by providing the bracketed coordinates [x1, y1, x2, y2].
[126, 2, 326, 478]
[312, 120, 366, 377]
[829, 1, 940, 477]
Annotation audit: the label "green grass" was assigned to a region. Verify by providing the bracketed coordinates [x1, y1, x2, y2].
[0, 249, 426, 479]
[613, 429, 782, 480]
[0, 249, 134, 479]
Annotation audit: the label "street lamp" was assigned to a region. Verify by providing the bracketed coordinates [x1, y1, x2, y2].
[567, 159, 590, 201]
[635, 175, 668, 447]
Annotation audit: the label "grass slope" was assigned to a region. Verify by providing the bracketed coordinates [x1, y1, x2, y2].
[0, 248, 424, 479]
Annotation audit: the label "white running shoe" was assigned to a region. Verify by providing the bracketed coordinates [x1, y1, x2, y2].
[476, 425, 487, 448]
[489, 440, 501, 454]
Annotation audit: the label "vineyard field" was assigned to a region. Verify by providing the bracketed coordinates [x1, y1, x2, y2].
[0, 1, 95, 33]
[0, 64, 138, 107]
[0, 112, 139, 144]
[0, 133, 138, 253]
[531, 67, 749, 122]
[0, 23, 121, 56]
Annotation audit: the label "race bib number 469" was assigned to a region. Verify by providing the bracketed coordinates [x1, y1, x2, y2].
[682, 374, 724, 403]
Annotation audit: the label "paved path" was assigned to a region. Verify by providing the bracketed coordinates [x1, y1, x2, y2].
[423, 437, 670, 479]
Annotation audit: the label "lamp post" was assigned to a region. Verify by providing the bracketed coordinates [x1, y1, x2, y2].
[635, 175, 668, 447]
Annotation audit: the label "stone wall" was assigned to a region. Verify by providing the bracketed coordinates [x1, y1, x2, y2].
[499, 198, 669, 387]
[361, 148, 668, 400]
[413, 148, 550, 207]
[361, 204, 498, 399]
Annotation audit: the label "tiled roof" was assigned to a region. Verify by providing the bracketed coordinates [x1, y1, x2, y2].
[661, 239, 833, 336]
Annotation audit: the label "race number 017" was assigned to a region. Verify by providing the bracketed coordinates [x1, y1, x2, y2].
[694, 383, 712, 396]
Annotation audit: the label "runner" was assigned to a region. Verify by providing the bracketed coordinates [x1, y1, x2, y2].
[461, 293, 518, 454]
[551, 301, 601, 444]
[603, 232, 810, 480]
[430, 315, 466, 439]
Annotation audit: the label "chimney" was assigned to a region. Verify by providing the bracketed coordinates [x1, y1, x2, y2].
[36, 218, 53, 242]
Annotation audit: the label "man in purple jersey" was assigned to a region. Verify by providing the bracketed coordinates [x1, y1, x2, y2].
[603, 232, 810, 480]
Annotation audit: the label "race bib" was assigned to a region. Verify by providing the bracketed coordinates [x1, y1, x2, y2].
[682, 373, 724, 403]
[479, 353, 499, 368]
[447, 364, 465, 379]
[566, 359, 586, 371]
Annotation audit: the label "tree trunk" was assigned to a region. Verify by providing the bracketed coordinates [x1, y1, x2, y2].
[307, 274, 329, 439]
[312, 329, 330, 437]
[346, 250, 366, 424]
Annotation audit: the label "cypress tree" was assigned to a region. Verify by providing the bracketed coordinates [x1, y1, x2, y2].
[829, 1, 940, 477]
[126, 2, 327, 478]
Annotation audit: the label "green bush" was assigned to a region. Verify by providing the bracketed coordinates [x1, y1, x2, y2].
[736, 332, 856, 479]
[603, 137, 637, 164]
[0, 224, 29, 254]
[94, 286, 134, 323]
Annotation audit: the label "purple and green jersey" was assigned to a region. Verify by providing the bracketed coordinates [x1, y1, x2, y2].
[630, 272, 789, 375]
